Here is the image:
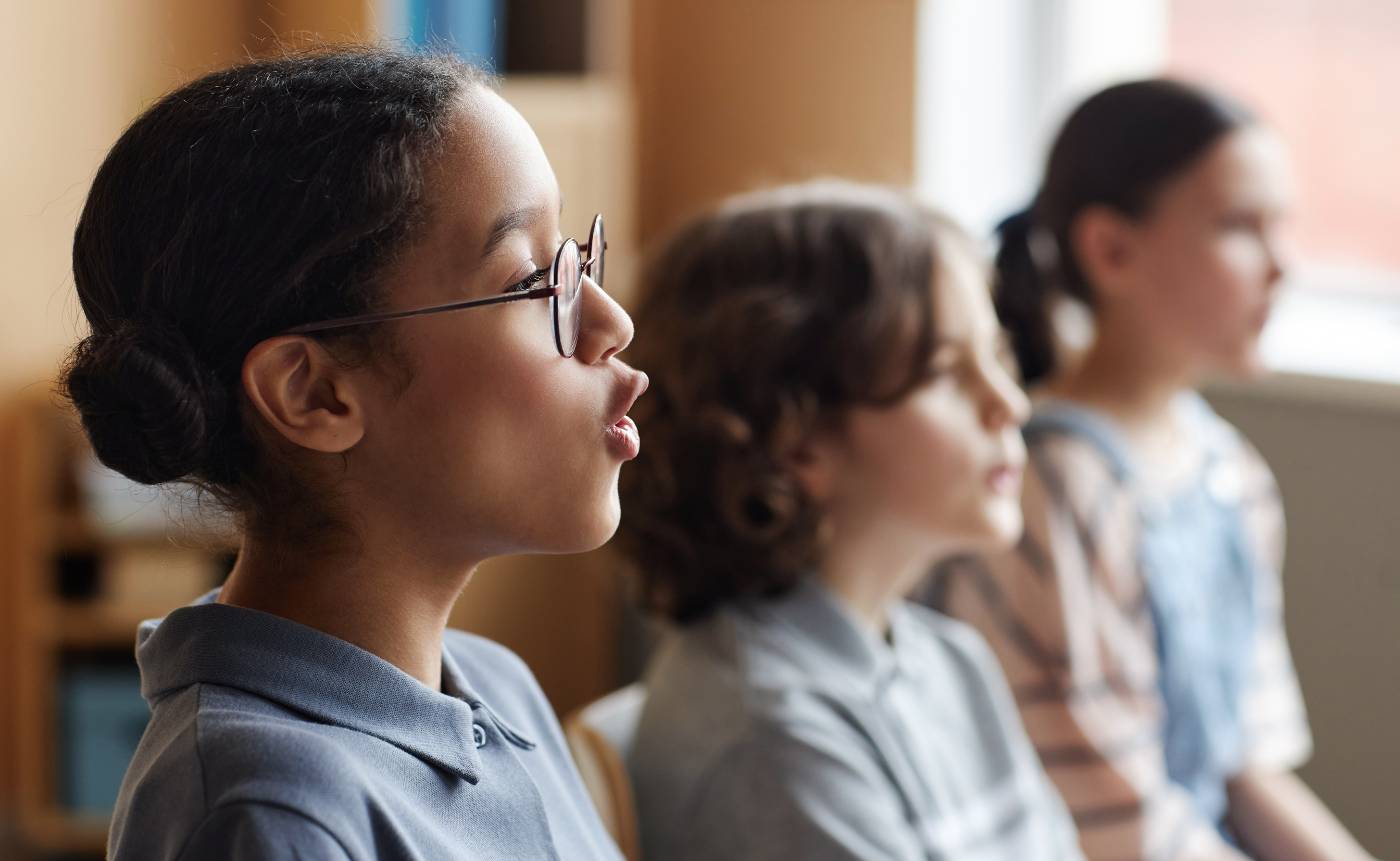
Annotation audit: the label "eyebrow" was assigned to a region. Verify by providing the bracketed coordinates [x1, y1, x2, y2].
[479, 196, 567, 259]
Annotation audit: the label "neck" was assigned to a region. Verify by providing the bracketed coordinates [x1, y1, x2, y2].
[1052, 312, 1197, 432]
[816, 516, 938, 635]
[218, 533, 476, 691]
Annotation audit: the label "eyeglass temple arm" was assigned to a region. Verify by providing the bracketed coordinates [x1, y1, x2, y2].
[284, 284, 559, 335]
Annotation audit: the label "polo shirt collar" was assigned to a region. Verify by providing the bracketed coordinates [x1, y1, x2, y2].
[136, 591, 509, 784]
[749, 578, 925, 698]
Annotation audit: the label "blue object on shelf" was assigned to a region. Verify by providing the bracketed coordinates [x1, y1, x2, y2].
[59, 665, 150, 814]
[408, 0, 505, 70]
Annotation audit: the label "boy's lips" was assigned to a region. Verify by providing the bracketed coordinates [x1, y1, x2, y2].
[986, 463, 1024, 495]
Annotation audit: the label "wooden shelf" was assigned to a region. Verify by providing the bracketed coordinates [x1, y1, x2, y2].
[51, 511, 236, 555]
[22, 806, 108, 855]
[46, 603, 175, 649]
[0, 396, 233, 857]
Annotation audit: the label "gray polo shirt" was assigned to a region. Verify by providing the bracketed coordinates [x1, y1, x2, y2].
[628, 579, 1085, 861]
[109, 591, 622, 860]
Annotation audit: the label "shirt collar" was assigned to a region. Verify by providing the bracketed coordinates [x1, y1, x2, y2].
[746, 579, 925, 699]
[136, 591, 500, 784]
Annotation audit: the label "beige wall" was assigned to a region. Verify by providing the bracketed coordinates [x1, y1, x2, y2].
[1208, 378, 1400, 858]
[631, 0, 917, 245]
[0, 1, 249, 396]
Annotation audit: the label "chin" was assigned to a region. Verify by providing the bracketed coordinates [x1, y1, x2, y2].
[1236, 350, 1271, 379]
[978, 501, 1025, 549]
[546, 489, 622, 555]
[1214, 333, 1271, 378]
[938, 508, 1023, 558]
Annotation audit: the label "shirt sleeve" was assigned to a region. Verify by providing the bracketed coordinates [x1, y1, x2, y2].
[922, 437, 1243, 861]
[685, 719, 928, 861]
[1231, 435, 1313, 772]
[176, 803, 352, 861]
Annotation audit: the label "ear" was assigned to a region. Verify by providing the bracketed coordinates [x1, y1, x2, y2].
[1070, 205, 1140, 300]
[788, 431, 843, 505]
[241, 336, 366, 454]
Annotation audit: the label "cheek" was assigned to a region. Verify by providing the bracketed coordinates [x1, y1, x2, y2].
[1147, 234, 1266, 328]
[846, 394, 982, 517]
[389, 320, 585, 521]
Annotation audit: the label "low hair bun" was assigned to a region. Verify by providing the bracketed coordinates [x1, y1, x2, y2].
[61, 322, 226, 486]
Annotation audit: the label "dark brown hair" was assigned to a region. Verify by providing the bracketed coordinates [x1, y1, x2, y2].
[997, 78, 1254, 385]
[59, 47, 486, 538]
[617, 180, 962, 623]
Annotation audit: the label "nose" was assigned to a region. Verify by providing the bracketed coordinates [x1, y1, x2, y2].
[1262, 223, 1290, 289]
[981, 360, 1030, 431]
[571, 274, 634, 364]
[1264, 239, 1287, 290]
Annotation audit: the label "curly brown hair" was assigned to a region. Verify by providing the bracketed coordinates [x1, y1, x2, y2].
[618, 180, 966, 623]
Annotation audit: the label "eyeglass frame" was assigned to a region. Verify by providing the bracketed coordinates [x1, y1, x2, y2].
[282, 213, 606, 359]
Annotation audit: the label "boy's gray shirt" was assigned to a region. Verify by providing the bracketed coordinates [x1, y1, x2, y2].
[629, 579, 1085, 861]
[109, 591, 621, 860]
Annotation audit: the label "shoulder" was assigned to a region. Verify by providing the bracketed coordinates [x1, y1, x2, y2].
[443, 626, 534, 678]
[894, 603, 1024, 710]
[1027, 428, 1127, 505]
[634, 677, 899, 842]
[900, 602, 1000, 667]
[640, 607, 859, 726]
[111, 685, 367, 858]
[174, 801, 352, 860]
[634, 615, 755, 771]
[1194, 402, 1278, 491]
[190, 684, 388, 810]
[633, 612, 871, 781]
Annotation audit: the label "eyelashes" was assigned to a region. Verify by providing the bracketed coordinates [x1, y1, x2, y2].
[506, 267, 549, 293]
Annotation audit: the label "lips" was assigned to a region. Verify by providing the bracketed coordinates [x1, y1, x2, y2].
[986, 462, 1024, 496]
[603, 371, 648, 460]
[605, 415, 641, 460]
[606, 371, 649, 428]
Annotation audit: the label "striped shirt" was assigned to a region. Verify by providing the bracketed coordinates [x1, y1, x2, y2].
[918, 396, 1311, 860]
[629, 578, 1085, 861]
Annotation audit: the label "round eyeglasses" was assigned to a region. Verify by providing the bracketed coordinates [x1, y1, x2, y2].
[284, 213, 606, 359]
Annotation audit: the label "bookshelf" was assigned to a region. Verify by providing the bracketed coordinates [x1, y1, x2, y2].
[0, 394, 235, 857]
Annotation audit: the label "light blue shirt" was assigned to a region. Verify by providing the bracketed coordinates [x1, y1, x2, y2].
[109, 591, 622, 860]
[629, 579, 1084, 860]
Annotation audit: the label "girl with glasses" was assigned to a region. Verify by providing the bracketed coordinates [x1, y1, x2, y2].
[920, 80, 1373, 860]
[62, 47, 643, 860]
[617, 180, 1084, 860]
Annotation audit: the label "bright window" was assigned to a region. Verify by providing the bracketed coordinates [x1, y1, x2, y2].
[1169, 0, 1400, 282]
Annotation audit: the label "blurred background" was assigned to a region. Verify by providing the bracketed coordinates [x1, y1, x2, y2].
[1, 1, 1396, 857]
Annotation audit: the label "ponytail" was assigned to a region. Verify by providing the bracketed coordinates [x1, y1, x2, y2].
[993, 208, 1060, 386]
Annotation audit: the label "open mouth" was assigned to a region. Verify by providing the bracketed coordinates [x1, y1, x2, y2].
[604, 415, 641, 460]
[603, 372, 648, 461]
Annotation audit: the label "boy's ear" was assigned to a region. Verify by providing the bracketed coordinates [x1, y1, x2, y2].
[241, 336, 366, 455]
[788, 433, 840, 504]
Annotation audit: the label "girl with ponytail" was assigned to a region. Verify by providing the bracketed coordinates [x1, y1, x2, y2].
[921, 80, 1373, 860]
